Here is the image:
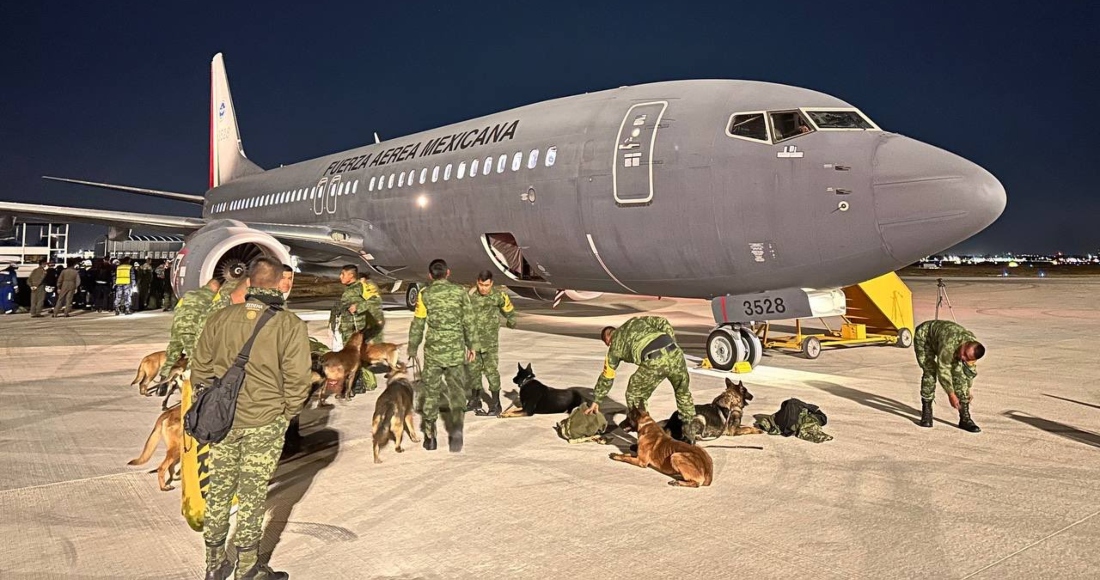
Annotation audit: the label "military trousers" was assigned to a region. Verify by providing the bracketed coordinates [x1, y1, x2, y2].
[55, 288, 76, 316]
[624, 347, 696, 423]
[203, 415, 288, 548]
[467, 349, 501, 393]
[418, 363, 468, 433]
[914, 325, 970, 404]
[30, 285, 46, 316]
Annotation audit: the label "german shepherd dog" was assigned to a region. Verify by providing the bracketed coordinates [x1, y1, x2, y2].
[371, 362, 419, 463]
[611, 407, 714, 487]
[319, 331, 364, 403]
[664, 378, 765, 441]
[128, 404, 182, 491]
[500, 363, 585, 418]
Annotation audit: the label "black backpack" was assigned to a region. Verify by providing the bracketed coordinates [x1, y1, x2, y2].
[184, 306, 280, 444]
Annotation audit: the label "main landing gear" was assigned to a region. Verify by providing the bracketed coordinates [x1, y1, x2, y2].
[705, 324, 763, 371]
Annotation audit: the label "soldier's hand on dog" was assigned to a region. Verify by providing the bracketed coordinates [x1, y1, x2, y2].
[584, 402, 599, 415]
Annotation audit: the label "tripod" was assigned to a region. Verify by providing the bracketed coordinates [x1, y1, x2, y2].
[934, 278, 957, 322]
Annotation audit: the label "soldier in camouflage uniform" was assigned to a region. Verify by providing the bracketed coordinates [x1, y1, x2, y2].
[359, 272, 385, 344]
[328, 265, 376, 394]
[586, 316, 698, 443]
[158, 278, 221, 380]
[914, 319, 985, 433]
[468, 270, 517, 416]
[408, 259, 479, 452]
[192, 257, 311, 580]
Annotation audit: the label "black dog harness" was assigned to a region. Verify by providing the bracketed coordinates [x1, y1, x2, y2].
[641, 334, 676, 361]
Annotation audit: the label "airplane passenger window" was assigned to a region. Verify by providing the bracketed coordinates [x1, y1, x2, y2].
[444, 164, 452, 180]
[388, 174, 395, 188]
[420, 168, 427, 184]
[432, 166, 440, 182]
[352, 181, 358, 194]
[399, 172, 406, 187]
[805, 110, 875, 129]
[485, 156, 494, 174]
[545, 147, 557, 167]
[497, 154, 507, 173]
[511, 152, 523, 171]
[770, 111, 815, 142]
[407, 170, 416, 185]
[470, 159, 479, 177]
[528, 149, 539, 169]
[458, 161, 466, 179]
[727, 113, 769, 142]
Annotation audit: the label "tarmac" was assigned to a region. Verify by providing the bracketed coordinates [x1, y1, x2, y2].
[0, 278, 1097, 579]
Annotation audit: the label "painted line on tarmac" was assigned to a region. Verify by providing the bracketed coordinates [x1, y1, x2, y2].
[959, 507, 1100, 579]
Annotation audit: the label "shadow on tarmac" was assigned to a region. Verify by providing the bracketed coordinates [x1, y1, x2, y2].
[1003, 410, 1100, 448]
[807, 380, 957, 427]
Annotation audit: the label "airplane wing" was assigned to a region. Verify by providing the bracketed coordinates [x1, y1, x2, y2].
[0, 201, 206, 234]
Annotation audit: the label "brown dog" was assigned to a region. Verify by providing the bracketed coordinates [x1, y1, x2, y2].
[611, 407, 714, 487]
[371, 362, 419, 463]
[128, 404, 182, 491]
[360, 340, 405, 372]
[319, 331, 364, 403]
[131, 351, 166, 395]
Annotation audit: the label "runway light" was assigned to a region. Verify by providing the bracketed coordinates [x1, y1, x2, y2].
[416, 195, 429, 208]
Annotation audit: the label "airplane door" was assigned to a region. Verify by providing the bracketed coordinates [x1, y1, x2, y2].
[312, 177, 327, 216]
[326, 175, 341, 215]
[613, 101, 668, 205]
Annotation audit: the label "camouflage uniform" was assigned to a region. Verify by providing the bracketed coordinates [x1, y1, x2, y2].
[360, 279, 385, 344]
[467, 285, 517, 394]
[915, 320, 978, 403]
[594, 316, 696, 428]
[408, 278, 479, 439]
[211, 278, 241, 312]
[329, 280, 376, 392]
[158, 286, 217, 378]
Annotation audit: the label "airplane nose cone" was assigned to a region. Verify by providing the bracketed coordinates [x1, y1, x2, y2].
[873, 135, 1006, 263]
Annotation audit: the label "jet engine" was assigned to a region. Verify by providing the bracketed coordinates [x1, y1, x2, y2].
[170, 221, 290, 296]
[509, 287, 604, 305]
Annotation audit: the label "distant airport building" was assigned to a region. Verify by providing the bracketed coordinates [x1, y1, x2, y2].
[96, 234, 184, 261]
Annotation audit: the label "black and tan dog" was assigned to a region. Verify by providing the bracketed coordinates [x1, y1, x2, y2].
[664, 378, 764, 441]
[499, 363, 585, 418]
[372, 362, 419, 463]
[611, 406, 714, 487]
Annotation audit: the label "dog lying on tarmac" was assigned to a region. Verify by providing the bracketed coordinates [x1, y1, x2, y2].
[611, 406, 714, 488]
[499, 363, 586, 418]
[372, 362, 419, 463]
[664, 378, 765, 441]
[128, 404, 182, 491]
[319, 331, 364, 403]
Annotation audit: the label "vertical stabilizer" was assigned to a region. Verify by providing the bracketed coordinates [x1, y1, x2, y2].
[210, 53, 262, 188]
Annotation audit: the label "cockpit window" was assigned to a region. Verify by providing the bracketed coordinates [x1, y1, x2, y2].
[727, 113, 769, 142]
[806, 110, 875, 130]
[770, 111, 814, 142]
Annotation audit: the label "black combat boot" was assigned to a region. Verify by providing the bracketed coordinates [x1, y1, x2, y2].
[475, 390, 502, 416]
[919, 399, 934, 428]
[422, 422, 438, 450]
[957, 401, 981, 433]
[236, 544, 288, 580]
[204, 540, 232, 580]
[466, 389, 481, 413]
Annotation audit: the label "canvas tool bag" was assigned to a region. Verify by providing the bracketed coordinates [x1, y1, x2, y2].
[184, 306, 280, 444]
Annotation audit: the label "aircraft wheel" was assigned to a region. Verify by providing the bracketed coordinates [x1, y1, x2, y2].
[896, 327, 913, 348]
[405, 284, 420, 311]
[739, 327, 763, 368]
[801, 336, 822, 360]
[706, 327, 746, 371]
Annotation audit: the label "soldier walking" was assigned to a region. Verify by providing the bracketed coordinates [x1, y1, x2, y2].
[914, 319, 985, 433]
[53, 260, 80, 317]
[408, 259, 479, 452]
[329, 265, 375, 393]
[159, 278, 221, 381]
[27, 258, 48, 318]
[585, 316, 698, 443]
[468, 270, 517, 416]
[191, 257, 311, 580]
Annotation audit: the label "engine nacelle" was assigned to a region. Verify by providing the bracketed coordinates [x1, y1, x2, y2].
[508, 287, 604, 304]
[171, 221, 290, 296]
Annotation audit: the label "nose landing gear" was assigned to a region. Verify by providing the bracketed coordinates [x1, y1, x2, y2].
[705, 324, 762, 371]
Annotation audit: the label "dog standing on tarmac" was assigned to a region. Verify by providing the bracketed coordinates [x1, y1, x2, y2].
[372, 362, 419, 463]
[664, 378, 764, 441]
[131, 350, 165, 395]
[500, 363, 586, 418]
[319, 331, 364, 403]
[361, 341, 405, 372]
[611, 406, 714, 488]
[128, 404, 182, 491]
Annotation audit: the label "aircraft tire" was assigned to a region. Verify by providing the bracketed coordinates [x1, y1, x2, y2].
[739, 327, 763, 368]
[405, 284, 420, 311]
[706, 327, 745, 371]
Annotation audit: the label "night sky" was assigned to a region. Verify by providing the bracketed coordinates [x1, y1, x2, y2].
[2, 2, 1097, 254]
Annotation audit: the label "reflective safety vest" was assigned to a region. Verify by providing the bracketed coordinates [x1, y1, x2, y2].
[115, 264, 132, 285]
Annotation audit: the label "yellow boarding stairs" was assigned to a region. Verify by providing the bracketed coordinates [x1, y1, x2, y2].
[760, 272, 914, 359]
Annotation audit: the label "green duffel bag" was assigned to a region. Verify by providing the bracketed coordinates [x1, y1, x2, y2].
[556, 403, 608, 443]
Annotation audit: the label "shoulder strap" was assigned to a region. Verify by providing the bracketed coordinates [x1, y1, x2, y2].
[232, 305, 282, 369]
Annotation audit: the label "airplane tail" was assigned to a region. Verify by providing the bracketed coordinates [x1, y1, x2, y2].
[210, 53, 263, 188]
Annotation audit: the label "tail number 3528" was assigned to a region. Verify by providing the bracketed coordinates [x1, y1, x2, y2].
[744, 298, 786, 316]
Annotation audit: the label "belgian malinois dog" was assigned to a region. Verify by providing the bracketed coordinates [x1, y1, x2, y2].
[128, 404, 182, 491]
[611, 407, 714, 488]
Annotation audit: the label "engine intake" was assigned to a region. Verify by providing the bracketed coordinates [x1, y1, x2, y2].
[171, 221, 290, 296]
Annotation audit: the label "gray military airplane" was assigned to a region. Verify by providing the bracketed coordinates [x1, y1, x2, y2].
[0, 53, 1005, 369]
